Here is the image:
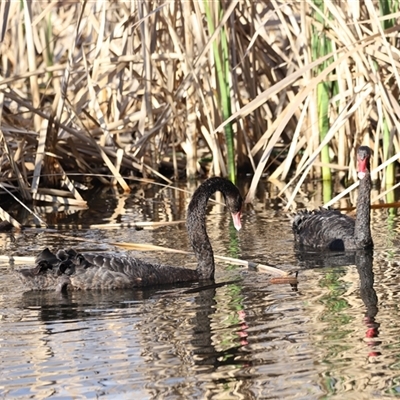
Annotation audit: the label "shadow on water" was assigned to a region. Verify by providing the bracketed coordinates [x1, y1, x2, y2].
[19, 286, 162, 322]
[295, 248, 363, 269]
[17, 279, 250, 368]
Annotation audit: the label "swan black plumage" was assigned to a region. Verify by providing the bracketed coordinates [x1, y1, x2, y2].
[292, 146, 373, 251]
[17, 177, 243, 291]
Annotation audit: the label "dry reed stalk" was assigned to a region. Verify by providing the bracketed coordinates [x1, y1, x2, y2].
[22, 220, 185, 230]
[0, 206, 21, 230]
[0, 93, 31, 200]
[325, 151, 400, 208]
[0, 183, 46, 226]
[22, 0, 41, 133]
[0, 0, 399, 214]
[0, 255, 36, 264]
[181, 1, 200, 179]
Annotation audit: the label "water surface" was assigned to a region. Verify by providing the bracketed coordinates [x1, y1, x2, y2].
[1, 182, 400, 399]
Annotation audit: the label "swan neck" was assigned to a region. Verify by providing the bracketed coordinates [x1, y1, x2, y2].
[354, 172, 372, 247]
[187, 189, 215, 280]
[187, 178, 240, 280]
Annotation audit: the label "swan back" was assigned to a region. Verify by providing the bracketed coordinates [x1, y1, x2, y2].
[292, 146, 373, 250]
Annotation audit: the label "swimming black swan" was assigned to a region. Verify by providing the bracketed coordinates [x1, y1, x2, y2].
[17, 177, 243, 291]
[292, 146, 373, 251]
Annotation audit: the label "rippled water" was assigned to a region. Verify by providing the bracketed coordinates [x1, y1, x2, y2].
[1, 181, 400, 399]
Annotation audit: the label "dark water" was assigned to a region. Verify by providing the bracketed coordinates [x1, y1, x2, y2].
[1, 182, 400, 399]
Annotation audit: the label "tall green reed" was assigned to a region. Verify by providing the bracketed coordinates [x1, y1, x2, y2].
[311, 0, 337, 200]
[379, 0, 398, 189]
[204, 0, 236, 182]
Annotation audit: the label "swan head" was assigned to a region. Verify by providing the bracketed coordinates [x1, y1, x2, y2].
[357, 146, 371, 180]
[225, 192, 243, 231]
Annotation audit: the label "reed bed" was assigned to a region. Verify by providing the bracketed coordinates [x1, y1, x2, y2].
[1, 0, 400, 212]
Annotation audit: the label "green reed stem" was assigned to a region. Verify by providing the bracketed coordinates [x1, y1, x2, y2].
[312, 0, 336, 185]
[204, 0, 236, 182]
[383, 120, 395, 187]
[379, 0, 397, 189]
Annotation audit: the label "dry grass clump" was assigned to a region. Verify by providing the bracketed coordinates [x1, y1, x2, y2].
[0, 0, 400, 212]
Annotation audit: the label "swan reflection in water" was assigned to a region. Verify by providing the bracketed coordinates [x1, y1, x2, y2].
[355, 250, 381, 358]
[295, 248, 380, 358]
[18, 280, 252, 383]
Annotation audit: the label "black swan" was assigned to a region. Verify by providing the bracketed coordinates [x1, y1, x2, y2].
[17, 177, 243, 291]
[292, 146, 373, 251]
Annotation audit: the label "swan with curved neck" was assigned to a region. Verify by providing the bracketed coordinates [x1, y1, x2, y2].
[292, 146, 373, 250]
[18, 177, 243, 291]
